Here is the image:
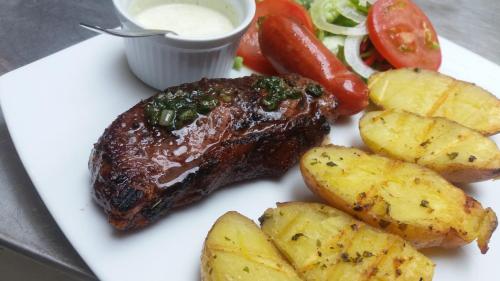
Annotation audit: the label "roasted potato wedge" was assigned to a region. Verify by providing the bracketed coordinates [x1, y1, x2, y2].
[201, 211, 302, 281]
[301, 146, 498, 253]
[260, 202, 435, 281]
[360, 110, 500, 183]
[368, 68, 500, 135]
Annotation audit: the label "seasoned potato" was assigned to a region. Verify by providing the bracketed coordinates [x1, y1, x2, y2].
[201, 211, 302, 281]
[260, 202, 435, 281]
[301, 146, 498, 253]
[368, 68, 500, 135]
[360, 110, 500, 183]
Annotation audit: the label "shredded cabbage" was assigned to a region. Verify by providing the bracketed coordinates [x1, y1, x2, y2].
[322, 36, 346, 55]
[335, 0, 367, 23]
[308, 0, 378, 78]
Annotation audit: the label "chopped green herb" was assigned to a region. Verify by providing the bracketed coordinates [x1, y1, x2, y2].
[468, 155, 477, 162]
[197, 96, 219, 114]
[243, 266, 250, 273]
[254, 76, 303, 111]
[261, 96, 278, 111]
[156, 108, 178, 126]
[341, 252, 350, 262]
[144, 104, 161, 125]
[145, 90, 220, 130]
[352, 252, 363, 264]
[286, 89, 302, 99]
[326, 161, 337, 167]
[447, 152, 459, 160]
[305, 83, 324, 97]
[362, 251, 374, 258]
[178, 109, 197, 123]
[420, 200, 430, 208]
[420, 139, 431, 147]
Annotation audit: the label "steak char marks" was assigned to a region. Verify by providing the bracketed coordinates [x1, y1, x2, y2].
[90, 74, 338, 230]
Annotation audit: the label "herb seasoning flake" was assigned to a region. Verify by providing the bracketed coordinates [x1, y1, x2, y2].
[420, 200, 430, 208]
[291, 233, 305, 241]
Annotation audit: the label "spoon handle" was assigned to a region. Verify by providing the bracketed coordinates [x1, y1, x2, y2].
[79, 23, 176, 38]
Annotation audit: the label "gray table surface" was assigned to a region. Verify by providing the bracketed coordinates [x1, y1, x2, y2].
[0, 0, 499, 280]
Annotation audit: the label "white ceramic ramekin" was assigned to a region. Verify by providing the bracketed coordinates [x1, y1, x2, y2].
[112, 0, 255, 90]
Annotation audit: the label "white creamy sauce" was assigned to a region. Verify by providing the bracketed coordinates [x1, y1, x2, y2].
[133, 3, 235, 38]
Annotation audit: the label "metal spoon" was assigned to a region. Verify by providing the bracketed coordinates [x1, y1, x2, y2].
[79, 23, 178, 38]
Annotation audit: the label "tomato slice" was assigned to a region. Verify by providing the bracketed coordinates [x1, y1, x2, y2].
[367, 0, 442, 70]
[237, 0, 314, 75]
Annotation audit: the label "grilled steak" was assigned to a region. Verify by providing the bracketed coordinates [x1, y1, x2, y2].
[90, 74, 338, 230]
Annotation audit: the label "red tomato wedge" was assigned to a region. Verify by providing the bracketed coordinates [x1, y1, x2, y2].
[367, 0, 442, 70]
[237, 0, 314, 75]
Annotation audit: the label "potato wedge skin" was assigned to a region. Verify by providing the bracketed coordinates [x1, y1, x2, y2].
[202, 211, 302, 281]
[300, 146, 497, 253]
[260, 202, 435, 281]
[368, 68, 500, 135]
[360, 110, 500, 183]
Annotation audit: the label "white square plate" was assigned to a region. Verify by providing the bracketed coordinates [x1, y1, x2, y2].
[0, 35, 499, 281]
